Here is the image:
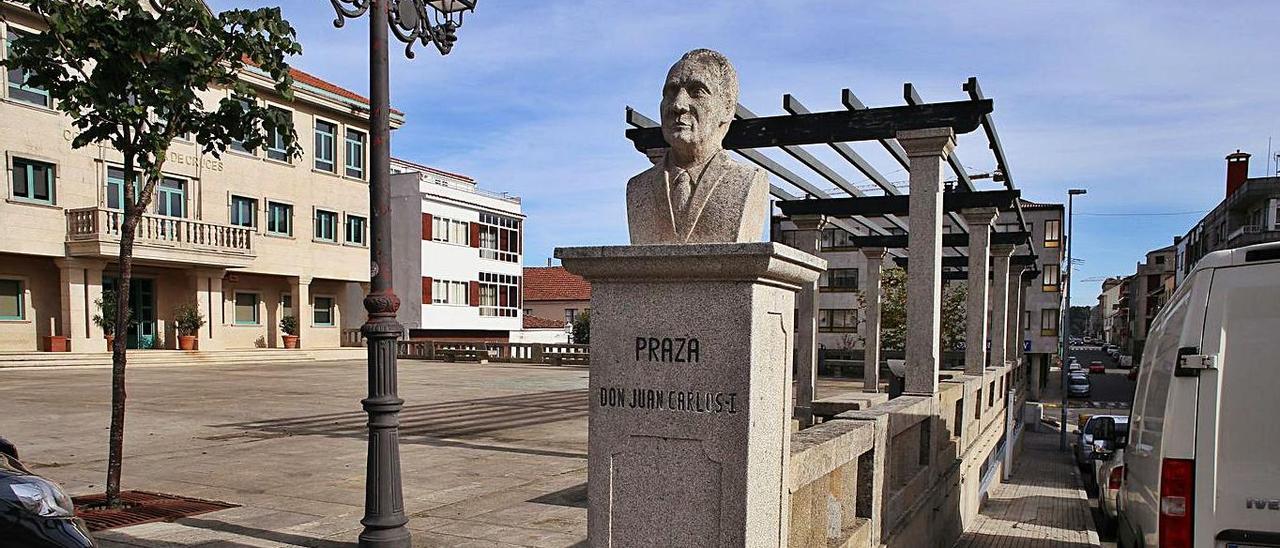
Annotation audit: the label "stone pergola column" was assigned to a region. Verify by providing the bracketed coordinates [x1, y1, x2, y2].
[988, 244, 1016, 370]
[898, 127, 956, 395]
[1007, 266, 1026, 365]
[860, 247, 887, 393]
[790, 214, 827, 428]
[55, 258, 106, 352]
[190, 269, 226, 351]
[291, 275, 312, 348]
[961, 208, 998, 375]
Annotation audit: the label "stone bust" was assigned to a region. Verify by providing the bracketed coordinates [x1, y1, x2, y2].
[626, 49, 768, 245]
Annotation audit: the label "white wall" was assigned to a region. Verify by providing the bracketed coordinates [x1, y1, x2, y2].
[510, 329, 570, 344]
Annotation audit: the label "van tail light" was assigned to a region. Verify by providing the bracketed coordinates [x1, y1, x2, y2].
[1159, 458, 1194, 548]
[1108, 465, 1124, 490]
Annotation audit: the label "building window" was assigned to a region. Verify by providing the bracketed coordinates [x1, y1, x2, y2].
[0, 279, 23, 320]
[314, 209, 338, 242]
[234, 292, 260, 325]
[266, 106, 291, 162]
[431, 216, 470, 245]
[345, 128, 365, 179]
[10, 157, 54, 205]
[1043, 219, 1061, 248]
[281, 293, 292, 312]
[478, 212, 521, 263]
[230, 195, 257, 228]
[266, 201, 293, 236]
[432, 279, 469, 305]
[818, 309, 858, 332]
[820, 227, 858, 250]
[154, 177, 186, 218]
[314, 120, 336, 173]
[105, 167, 134, 211]
[820, 268, 859, 291]
[345, 214, 367, 245]
[564, 308, 578, 325]
[479, 272, 520, 317]
[229, 97, 255, 154]
[313, 296, 334, 326]
[5, 29, 50, 107]
[1024, 310, 1031, 331]
[1041, 263, 1060, 292]
[1040, 308, 1059, 337]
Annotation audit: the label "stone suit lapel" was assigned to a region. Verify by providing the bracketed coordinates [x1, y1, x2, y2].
[655, 166, 678, 242]
[678, 152, 729, 242]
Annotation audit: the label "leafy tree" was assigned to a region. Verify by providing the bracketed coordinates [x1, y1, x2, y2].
[2, 0, 301, 508]
[855, 268, 967, 352]
[572, 310, 590, 345]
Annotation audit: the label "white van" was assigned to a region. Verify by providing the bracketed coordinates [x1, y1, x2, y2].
[1118, 241, 1280, 548]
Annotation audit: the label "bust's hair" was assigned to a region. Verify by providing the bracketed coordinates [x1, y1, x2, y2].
[673, 48, 738, 109]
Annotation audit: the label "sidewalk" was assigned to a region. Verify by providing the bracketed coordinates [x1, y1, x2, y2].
[954, 398, 1100, 547]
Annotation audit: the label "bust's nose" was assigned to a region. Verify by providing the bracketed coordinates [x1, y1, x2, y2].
[669, 89, 692, 114]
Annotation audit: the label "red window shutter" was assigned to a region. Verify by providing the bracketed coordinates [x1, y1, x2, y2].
[469, 222, 481, 248]
[421, 277, 432, 304]
[469, 281, 480, 306]
[421, 213, 432, 240]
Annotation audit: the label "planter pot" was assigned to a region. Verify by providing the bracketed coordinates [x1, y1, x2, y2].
[105, 335, 115, 352]
[42, 336, 70, 352]
[282, 335, 299, 349]
[178, 335, 198, 351]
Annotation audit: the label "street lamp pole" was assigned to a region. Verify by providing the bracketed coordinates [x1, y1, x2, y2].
[328, 1, 476, 546]
[1060, 188, 1086, 451]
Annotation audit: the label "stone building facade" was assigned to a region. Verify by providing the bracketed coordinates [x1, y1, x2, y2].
[0, 4, 385, 351]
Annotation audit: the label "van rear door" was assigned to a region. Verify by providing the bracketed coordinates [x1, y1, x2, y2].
[1197, 260, 1280, 547]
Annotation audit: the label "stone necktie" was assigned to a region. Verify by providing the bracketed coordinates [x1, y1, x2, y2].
[670, 169, 692, 213]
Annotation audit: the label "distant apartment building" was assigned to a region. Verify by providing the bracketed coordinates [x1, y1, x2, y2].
[1127, 245, 1176, 359]
[1176, 151, 1280, 280]
[0, 3, 384, 351]
[770, 197, 1064, 379]
[1097, 277, 1124, 345]
[388, 158, 523, 342]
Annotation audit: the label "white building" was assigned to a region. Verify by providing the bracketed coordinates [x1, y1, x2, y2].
[389, 158, 524, 341]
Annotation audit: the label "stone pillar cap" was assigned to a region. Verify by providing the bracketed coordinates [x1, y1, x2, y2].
[789, 214, 828, 231]
[556, 242, 825, 289]
[859, 246, 888, 260]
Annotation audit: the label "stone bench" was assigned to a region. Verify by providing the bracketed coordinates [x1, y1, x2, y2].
[438, 348, 489, 363]
[811, 391, 889, 421]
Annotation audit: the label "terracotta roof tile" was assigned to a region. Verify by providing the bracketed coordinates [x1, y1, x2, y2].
[523, 267, 591, 302]
[242, 57, 403, 116]
[523, 315, 566, 329]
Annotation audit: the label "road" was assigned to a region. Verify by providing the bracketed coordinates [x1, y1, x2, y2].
[1063, 345, 1137, 547]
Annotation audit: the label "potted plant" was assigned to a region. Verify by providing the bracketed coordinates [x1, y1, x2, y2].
[43, 318, 69, 352]
[280, 315, 299, 349]
[92, 293, 130, 351]
[173, 302, 205, 351]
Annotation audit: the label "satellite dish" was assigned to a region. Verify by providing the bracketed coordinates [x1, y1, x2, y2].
[887, 359, 906, 377]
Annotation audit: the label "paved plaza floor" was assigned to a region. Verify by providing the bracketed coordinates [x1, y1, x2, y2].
[2, 359, 594, 547]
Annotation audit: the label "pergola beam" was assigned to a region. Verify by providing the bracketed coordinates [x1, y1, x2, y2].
[895, 254, 1038, 269]
[849, 230, 1030, 249]
[777, 189, 1020, 217]
[625, 99, 992, 152]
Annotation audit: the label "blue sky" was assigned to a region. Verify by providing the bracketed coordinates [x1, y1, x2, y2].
[212, 1, 1280, 305]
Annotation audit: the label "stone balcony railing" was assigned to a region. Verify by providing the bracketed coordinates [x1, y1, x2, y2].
[1227, 224, 1280, 248]
[65, 207, 255, 266]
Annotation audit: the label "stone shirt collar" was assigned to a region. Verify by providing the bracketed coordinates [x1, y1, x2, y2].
[663, 151, 723, 189]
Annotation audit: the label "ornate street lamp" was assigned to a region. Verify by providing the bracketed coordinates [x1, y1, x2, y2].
[328, 1, 476, 547]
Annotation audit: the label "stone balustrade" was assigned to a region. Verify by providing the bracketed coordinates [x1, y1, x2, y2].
[397, 339, 590, 366]
[65, 207, 254, 259]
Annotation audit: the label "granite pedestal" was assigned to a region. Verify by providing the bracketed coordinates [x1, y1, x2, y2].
[556, 243, 825, 548]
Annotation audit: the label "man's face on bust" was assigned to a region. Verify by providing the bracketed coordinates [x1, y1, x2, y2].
[660, 59, 732, 158]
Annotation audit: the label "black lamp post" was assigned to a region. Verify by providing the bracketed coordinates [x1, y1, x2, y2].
[328, 1, 476, 546]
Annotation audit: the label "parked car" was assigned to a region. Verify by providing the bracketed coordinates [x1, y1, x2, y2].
[0, 438, 96, 547]
[1117, 241, 1280, 548]
[1075, 414, 1128, 468]
[1067, 373, 1091, 399]
[1088, 361, 1106, 374]
[1089, 416, 1129, 535]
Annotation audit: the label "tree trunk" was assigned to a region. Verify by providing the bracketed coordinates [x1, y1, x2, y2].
[105, 154, 138, 509]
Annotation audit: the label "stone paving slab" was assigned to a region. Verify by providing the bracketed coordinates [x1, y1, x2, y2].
[954, 422, 1100, 548]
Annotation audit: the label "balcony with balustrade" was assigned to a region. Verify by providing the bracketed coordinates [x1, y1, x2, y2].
[65, 207, 255, 267]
